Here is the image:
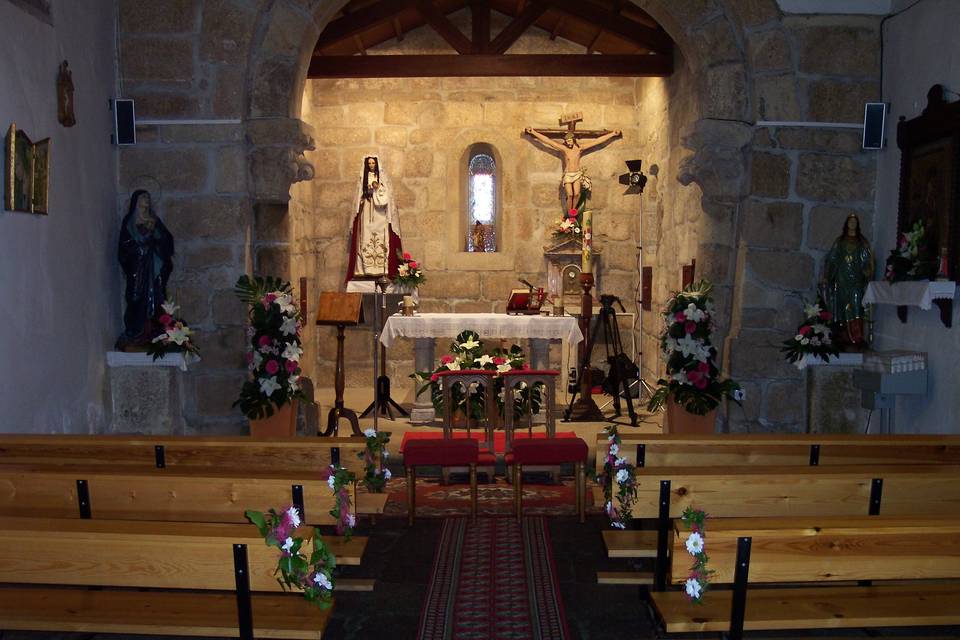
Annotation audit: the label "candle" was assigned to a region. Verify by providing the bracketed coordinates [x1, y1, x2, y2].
[581, 209, 593, 273]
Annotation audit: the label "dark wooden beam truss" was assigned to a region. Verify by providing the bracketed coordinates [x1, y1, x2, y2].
[310, 0, 674, 78]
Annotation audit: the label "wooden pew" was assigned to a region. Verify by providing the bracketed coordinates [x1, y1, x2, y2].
[600, 464, 960, 588]
[0, 434, 389, 515]
[652, 515, 960, 639]
[595, 433, 960, 475]
[0, 517, 334, 638]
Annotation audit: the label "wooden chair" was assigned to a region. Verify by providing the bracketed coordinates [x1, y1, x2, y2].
[437, 369, 498, 450]
[501, 369, 559, 453]
[652, 515, 960, 639]
[0, 517, 332, 638]
[403, 438, 479, 525]
[507, 436, 588, 522]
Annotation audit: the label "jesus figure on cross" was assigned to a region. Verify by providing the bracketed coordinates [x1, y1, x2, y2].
[524, 125, 622, 211]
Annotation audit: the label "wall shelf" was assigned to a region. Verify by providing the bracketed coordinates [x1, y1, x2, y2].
[864, 280, 956, 328]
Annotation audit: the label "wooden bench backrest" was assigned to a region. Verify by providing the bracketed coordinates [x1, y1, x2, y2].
[597, 434, 960, 474]
[632, 465, 960, 519]
[0, 435, 372, 476]
[0, 517, 318, 592]
[670, 516, 960, 584]
[0, 465, 342, 525]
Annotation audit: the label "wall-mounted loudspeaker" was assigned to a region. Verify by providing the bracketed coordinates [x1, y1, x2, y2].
[112, 98, 136, 145]
[862, 102, 887, 150]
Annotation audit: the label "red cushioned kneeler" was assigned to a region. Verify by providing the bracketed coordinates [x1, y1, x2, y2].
[403, 439, 479, 525]
[510, 437, 588, 523]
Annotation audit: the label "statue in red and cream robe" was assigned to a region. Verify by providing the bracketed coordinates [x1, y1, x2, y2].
[345, 156, 403, 289]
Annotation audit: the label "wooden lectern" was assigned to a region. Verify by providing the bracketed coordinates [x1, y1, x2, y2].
[316, 292, 364, 437]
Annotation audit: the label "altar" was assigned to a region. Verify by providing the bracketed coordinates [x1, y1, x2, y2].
[381, 313, 583, 422]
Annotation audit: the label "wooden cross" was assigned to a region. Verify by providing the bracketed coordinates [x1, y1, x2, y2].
[531, 112, 611, 138]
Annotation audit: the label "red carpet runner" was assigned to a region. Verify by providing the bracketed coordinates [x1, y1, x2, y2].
[418, 517, 570, 640]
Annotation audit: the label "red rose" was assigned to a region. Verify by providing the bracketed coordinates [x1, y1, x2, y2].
[567, 208, 578, 218]
[440, 355, 454, 364]
[697, 362, 709, 373]
[799, 325, 812, 336]
[409, 261, 418, 269]
[403, 252, 412, 261]
[258, 335, 271, 347]
[674, 312, 686, 322]
[430, 373, 439, 382]
[158, 314, 173, 326]
[819, 311, 832, 321]
[265, 359, 280, 375]
[684, 321, 697, 334]
[493, 357, 506, 365]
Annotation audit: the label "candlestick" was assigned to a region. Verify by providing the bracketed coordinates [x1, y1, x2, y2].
[581, 209, 593, 273]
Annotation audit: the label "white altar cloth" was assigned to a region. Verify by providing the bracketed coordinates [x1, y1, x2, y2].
[863, 280, 956, 310]
[380, 313, 583, 348]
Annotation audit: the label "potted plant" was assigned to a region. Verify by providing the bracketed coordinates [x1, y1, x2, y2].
[647, 280, 741, 433]
[234, 275, 305, 436]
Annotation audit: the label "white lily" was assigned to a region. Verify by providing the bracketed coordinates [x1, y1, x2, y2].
[615, 468, 630, 484]
[446, 359, 462, 371]
[364, 428, 377, 438]
[496, 363, 512, 374]
[259, 376, 281, 397]
[167, 326, 191, 346]
[286, 506, 301, 528]
[608, 443, 619, 456]
[803, 302, 822, 319]
[383, 468, 392, 480]
[280, 315, 299, 336]
[281, 537, 294, 553]
[477, 354, 494, 367]
[161, 301, 180, 316]
[314, 572, 333, 590]
[685, 578, 702, 599]
[282, 342, 303, 362]
[347, 513, 356, 527]
[458, 336, 481, 351]
[327, 475, 336, 490]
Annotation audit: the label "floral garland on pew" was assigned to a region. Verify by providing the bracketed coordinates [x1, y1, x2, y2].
[681, 507, 712, 604]
[245, 506, 336, 609]
[595, 425, 638, 530]
[327, 465, 355, 541]
[358, 428, 392, 493]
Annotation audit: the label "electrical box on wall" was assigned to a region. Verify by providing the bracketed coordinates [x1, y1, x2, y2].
[111, 98, 136, 145]
[862, 102, 887, 149]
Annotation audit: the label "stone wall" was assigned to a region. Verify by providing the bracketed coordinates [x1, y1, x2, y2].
[108, 0, 889, 434]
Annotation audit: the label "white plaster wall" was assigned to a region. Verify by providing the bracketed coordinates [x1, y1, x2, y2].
[873, 0, 960, 433]
[0, 1, 118, 432]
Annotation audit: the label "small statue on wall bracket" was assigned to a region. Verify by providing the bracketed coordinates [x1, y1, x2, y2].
[471, 220, 485, 252]
[56, 60, 76, 128]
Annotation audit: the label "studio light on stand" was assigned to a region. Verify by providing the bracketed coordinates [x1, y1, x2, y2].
[619, 159, 648, 195]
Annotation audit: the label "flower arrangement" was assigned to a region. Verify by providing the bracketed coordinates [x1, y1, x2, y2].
[233, 275, 305, 420]
[552, 192, 589, 241]
[412, 330, 541, 421]
[595, 426, 638, 529]
[244, 506, 336, 609]
[395, 250, 425, 289]
[358, 428, 392, 493]
[781, 300, 840, 368]
[884, 220, 937, 282]
[146, 300, 199, 362]
[327, 464, 355, 540]
[681, 507, 712, 604]
[647, 280, 741, 416]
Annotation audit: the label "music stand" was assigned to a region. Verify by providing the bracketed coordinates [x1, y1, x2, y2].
[316, 292, 363, 436]
[360, 277, 409, 421]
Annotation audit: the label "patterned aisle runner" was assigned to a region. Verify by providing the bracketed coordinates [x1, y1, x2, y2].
[418, 517, 569, 640]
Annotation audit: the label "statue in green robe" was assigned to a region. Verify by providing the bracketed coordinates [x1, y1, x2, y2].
[823, 214, 874, 348]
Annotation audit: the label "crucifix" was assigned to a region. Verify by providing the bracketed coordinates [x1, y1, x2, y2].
[523, 112, 622, 211]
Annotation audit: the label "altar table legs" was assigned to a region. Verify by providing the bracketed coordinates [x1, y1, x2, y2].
[529, 338, 549, 370]
[410, 337, 436, 424]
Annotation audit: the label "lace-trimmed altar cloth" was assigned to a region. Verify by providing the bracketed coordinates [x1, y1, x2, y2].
[863, 281, 956, 310]
[380, 313, 583, 348]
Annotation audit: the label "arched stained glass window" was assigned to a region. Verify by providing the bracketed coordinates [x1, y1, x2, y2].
[466, 149, 497, 252]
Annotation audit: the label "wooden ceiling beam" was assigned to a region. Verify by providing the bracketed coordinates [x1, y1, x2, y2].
[549, 15, 565, 40]
[470, 0, 491, 53]
[488, 0, 548, 54]
[309, 53, 673, 78]
[315, 0, 418, 50]
[418, 0, 473, 55]
[549, 0, 672, 54]
[393, 16, 405, 41]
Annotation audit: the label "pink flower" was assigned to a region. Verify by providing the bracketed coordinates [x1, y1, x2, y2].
[265, 359, 280, 375]
[403, 252, 412, 261]
[258, 335, 271, 347]
[819, 311, 832, 321]
[674, 311, 686, 322]
[263, 293, 277, 308]
[246, 351, 254, 364]
[158, 314, 173, 326]
[693, 377, 708, 390]
[440, 355, 454, 364]
[285, 359, 298, 374]
[430, 373, 440, 382]
[492, 357, 505, 365]
[521, 363, 530, 370]
[409, 261, 418, 269]
[799, 325, 812, 336]
[684, 321, 697, 334]
[697, 362, 709, 374]
[567, 208, 578, 218]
